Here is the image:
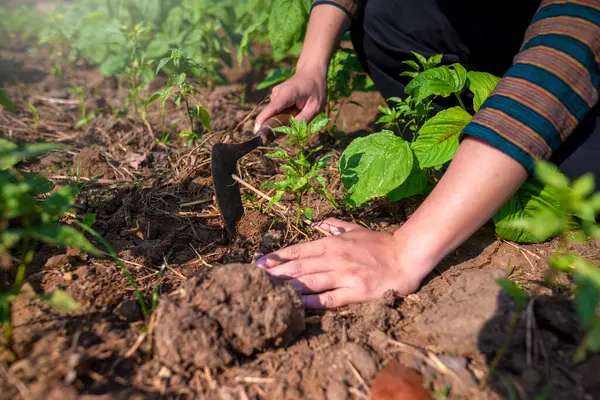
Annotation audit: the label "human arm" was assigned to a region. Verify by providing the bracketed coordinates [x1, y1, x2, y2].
[254, 2, 354, 129]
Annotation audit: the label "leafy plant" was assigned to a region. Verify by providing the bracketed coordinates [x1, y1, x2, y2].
[0, 139, 99, 353]
[148, 49, 210, 146]
[339, 52, 497, 207]
[504, 160, 600, 361]
[68, 87, 96, 128]
[260, 114, 336, 226]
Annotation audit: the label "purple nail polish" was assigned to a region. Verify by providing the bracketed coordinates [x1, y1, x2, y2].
[255, 257, 267, 268]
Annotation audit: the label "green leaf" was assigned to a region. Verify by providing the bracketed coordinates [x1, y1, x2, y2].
[0, 293, 17, 307]
[496, 278, 529, 310]
[14, 223, 99, 255]
[0, 139, 64, 170]
[156, 57, 170, 74]
[265, 190, 285, 210]
[82, 213, 96, 227]
[1, 182, 36, 218]
[494, 179, 564, 243]
[401, 59, 420, 71]
[309, 114, 330, 134]
[574, 274, 600, 330]
[303, 207, 314, 220]
[256, 67, 294, 90]
[388, 168, 428, 201]
[0, 89, 16, 113]
[42, 185, 80, 222]
[405, 64, 467, 104]
[572, 173, 595, 198]
[535, 160, 570, 190]
[268, 0, 308, 62]
[145, 92, 162, 106]
[260, 180, 289, 191]
[411, 107, 472, 168]
[266, 149, 291, 160]
[466, 71, 501, 112]
[1, 230, 21, 251]
[198, 106, 210, 129]
[40, 290, 79, 312]
[339, 130, 413, 207]
[291, 176, 308, 191]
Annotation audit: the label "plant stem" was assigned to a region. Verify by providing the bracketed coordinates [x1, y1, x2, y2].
[295, 196, 302, 227]
[455, 92, 467, 111]
[183, 95, 194, 132]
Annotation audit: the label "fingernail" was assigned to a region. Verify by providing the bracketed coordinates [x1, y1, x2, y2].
[253, 122, 260, 133]
[329, 226, 341, 235]
[316, 222, 330, 230]
[255, 257, 267, 268]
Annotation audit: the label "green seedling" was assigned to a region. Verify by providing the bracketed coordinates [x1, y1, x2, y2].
[68, 87, 95, 128]
[28, 104, 40, 128]
[148, 49, 210, 146]
[0, 89, 15, 113]
[0, 139, 98, 355]
[260, 114, 336, 226]
[505, 160, 600, 362]
[121, 23, 153, 119]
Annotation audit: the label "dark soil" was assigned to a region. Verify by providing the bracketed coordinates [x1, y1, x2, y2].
[1, 35, 599, 400]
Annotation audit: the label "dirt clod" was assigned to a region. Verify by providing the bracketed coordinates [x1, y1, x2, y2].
[154, 263, 305, 371]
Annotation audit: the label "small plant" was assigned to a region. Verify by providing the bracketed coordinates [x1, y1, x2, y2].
[68, 87, 95, 128]
[0, 89, 15, 113]
[260, 114, 336, 226]
[505, 160, 600, 362]
[148, 49, 210, 146]
[0, 139, 99, 355]
[121, 23, 154, 118]
[28, 104, 40, 128]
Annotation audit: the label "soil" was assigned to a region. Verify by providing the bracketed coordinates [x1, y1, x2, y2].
[1, 31, 599, 400]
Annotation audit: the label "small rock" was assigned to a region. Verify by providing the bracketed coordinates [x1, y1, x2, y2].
[326, 379, 348, 400]
[114, 299, 143, 322]
[436, 354, 467, 370]
[370, 360, 433, 400]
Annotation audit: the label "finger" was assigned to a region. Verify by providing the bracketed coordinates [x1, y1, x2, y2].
[286, 272, 338, 294]
[267, 256, 330, 279]
[295, 99, 320, 122]
[255, 239, 327, 269]
[302, 288, 356, 309]
[316, 218, 368, 235]
[254, 88, 295, 131]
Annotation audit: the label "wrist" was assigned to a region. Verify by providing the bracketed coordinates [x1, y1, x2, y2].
[391, 223, 442, 287]
[295, 56, 329, 78]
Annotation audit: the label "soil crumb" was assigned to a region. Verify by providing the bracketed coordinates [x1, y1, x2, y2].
[154, 263, 305, 372]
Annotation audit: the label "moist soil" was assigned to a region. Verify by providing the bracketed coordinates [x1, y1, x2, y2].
[1, 38, 600, 400]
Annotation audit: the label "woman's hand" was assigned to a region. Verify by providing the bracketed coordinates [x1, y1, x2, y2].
[254, 69, 328, 132]
[255, 218, 431, 309]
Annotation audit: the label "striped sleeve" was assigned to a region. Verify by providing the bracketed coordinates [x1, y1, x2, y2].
[462, 0, 600, 173]
[310, 0, 364, 20]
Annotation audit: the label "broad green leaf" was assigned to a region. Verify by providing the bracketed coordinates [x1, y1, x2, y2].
[405, 64, 467, 104]
[339, 130, 413, 207]
[1, 230, 21, 251]
[0, 139, 64, 170]
[574, 274, 600, 330]
[22, 172, 53, 194]
[40, 290, 78, 312]
[412, 52, 428, 69]
[401, 59, 419, 71]
[42, 186, 80, 222]
[82, 213, 96, 227]
[291, 176, 308, 191]
[496, 278, 529, 310]
[14, 223, 100, 255]
[256, 67, 294, 90]
[265, 190, 285, 210]
[100, 54, 127, 77]
[260, 180, 289, 191]
[388, 168, 428, 201]
[0, 89, 16, 113]
[466, 71, 501, 112]
[1, 182, 36, 218]
[268, 0, 308, 62]
[411, 107, 472, 168]
[494, 179, 563, 243]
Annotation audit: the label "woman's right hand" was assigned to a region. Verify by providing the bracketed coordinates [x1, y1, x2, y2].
[254, 69, 328, 132]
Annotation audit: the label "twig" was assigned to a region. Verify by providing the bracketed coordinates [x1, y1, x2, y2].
[502, 240, 542, 260]
[348, 387, 369, 400]
[346, 359, 370, 396]
[31, 95, 79, 105]
[124, 332, 147, 358]
[231, 174, 330, 237]
[234, 95, 270, 131]
[234, 376, 275, 384]
[180, 198, 212, 207]
[189, 243, 210, 268]
[50, 175, 128, 184]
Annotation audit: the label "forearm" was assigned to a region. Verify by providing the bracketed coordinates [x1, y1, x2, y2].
[296, 4, 351, 75]
[393, 137, 528, 272]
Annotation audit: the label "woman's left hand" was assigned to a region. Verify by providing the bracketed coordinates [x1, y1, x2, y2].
[255, 218, 430, 309]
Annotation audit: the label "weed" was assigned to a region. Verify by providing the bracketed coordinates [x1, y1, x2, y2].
[0, 139, 99, 355]
[148, 49, 210, 146]
[0, 89, 15, 113]
[259, 114, 336, 226]
[68, 87, 96, 128]
[28, 104, 40, 128]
